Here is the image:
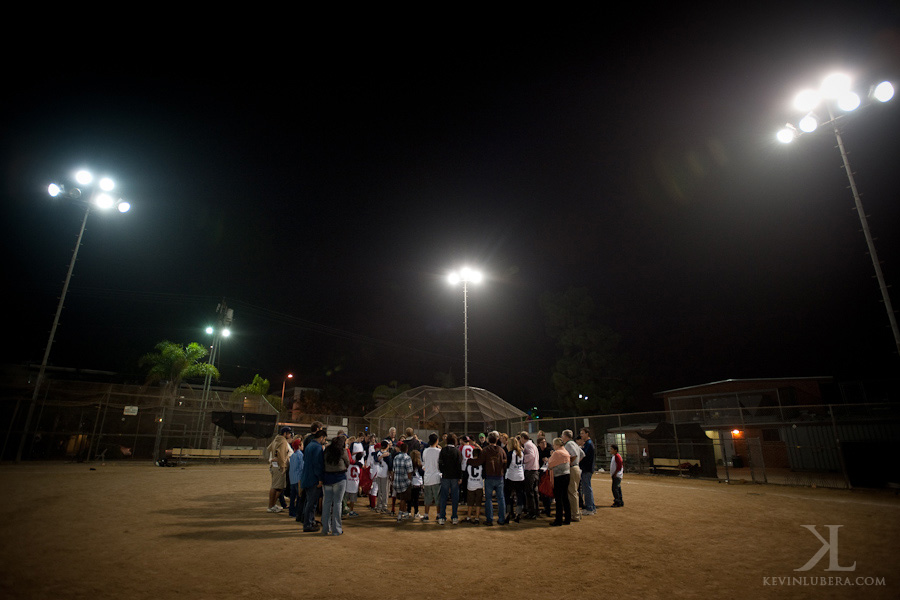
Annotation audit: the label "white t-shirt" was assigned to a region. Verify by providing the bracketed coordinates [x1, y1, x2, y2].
[411, 465, 423, 487]
[505, 450, 525, 481]
[346, 462, 361, 494]
[422, 446, 442, 486]
[466, 463, 484, 491]
[460, 443, 475, 470]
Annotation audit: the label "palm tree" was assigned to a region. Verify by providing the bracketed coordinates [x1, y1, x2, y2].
[140, 341, 220, 396]
[140, 341, 220, 461]
[231, 374, 282, 413]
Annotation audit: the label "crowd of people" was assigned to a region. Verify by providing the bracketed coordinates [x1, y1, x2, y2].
[265, 423, 624, 535]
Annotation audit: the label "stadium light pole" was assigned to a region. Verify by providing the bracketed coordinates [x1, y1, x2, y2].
[14, 170, 132, 462]
[448, 267, 483, 436]
[776, 74, 899, 360]
[196, 303, 233, 448]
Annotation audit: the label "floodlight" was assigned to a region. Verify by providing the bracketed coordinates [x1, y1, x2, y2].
[798, 114, 818, 133]
[776, 128, 795, 144]
[99, 177, 115, 191]
[75, 170, 93, 185]
[837, 92, 860, 112]
[117, 200, 131, 213]
[48, 183, 61, 197]
[821, 73, 851, 99]
[793, 89, 820, 112]
[94, 193, 115, 209]
[873, 81, 894, 103]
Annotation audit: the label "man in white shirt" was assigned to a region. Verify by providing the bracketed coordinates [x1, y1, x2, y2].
[420, 433, 442, 521]
[562, 429, 585, 522]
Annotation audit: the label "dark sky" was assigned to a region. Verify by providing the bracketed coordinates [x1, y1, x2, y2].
[3, 6, 899, 410]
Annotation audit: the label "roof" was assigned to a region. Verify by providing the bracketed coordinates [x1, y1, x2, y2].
[364, 385, 527, 422]
[654, 377, 832, 398]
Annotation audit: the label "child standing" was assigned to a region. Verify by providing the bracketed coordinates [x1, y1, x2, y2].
[345, 452, 363, 517]
[409, 449, 424, 519]
[465, 447, 484, 524]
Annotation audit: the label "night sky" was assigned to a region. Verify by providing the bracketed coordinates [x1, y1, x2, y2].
[3, 6, 899, 410]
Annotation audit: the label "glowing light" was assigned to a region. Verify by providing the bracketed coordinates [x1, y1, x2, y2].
[799, 114, 818, 133]
[48, 183, 61, 197]
[873, 81, 894, 103]
[793, 89, 820, 112]
[821, 73, 851, 99]
[94, 193, 114, 209]
[206, 326, 214, 334]
[75, 170, 93, 185]
[837, 91, 860, 112]
[117, 201, 131, 213]
[99, 177, 115, 191]
[776, 128, 795, 143]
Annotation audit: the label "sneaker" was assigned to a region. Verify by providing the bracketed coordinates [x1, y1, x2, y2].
[419, 515, 429, 521]
[267, 506, 283, 513]
[451, 518, 459, 524]
[437, 518, 446, 525]
[348, 511, 359, 517]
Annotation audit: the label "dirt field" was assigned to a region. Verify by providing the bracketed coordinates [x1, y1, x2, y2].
[1, 462, 898, 599]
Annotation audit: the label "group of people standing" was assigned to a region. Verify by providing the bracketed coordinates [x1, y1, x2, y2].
[265, 423, 624, 535]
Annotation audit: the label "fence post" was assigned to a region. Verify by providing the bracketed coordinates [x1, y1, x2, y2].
[830, 406, 852, 490]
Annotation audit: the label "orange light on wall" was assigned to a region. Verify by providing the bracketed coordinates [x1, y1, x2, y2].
[731, 429, 742, 437]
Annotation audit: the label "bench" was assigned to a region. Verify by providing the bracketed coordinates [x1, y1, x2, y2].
[651, 457, 701, 476]
[170, 448, 263, 460]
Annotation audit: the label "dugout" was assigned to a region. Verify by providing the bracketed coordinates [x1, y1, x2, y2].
[364, 385, 527, 437]
[640, 421, 718, 478]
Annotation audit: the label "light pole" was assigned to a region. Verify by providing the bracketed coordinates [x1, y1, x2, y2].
[281, 373, 294, 405]
[776, 74, 899, 360]
[13, 170, 131, 462]
[448, 267, 483, 436]
[197, 303, 232, 447]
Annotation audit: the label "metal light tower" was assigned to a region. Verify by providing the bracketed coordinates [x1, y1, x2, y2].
[448, 267, 483, 435]
[777, 75, 899, 360]
[13, 170, 131, 462]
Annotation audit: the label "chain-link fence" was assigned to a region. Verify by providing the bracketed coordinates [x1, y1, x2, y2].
[3, 371, 899, 490]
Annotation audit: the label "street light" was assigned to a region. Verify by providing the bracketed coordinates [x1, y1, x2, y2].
[13, 170, 132, 461]
[447, 267, 483, 435]
[775, 73, 899, 360]
[281, 373, 294, 405]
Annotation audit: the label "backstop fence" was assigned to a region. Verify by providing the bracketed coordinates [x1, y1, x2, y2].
[2, 373, 898, 490]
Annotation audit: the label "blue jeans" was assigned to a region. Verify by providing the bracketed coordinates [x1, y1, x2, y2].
[438, 478, 460, 520]
[302, 485, 322, 530]
[483, 477, 506, 524]
[289, 483, 301, 517]
[580, 469, 595, 511]
[322, 479, 346, 535]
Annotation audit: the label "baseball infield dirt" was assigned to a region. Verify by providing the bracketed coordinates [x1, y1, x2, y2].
[1, 462, 898, 599]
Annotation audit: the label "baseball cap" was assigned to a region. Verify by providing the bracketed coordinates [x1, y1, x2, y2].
[280, 426, 293, 435]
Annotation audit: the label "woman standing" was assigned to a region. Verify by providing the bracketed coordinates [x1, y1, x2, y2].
[504, 436, 525, 523]
[322, 435, 350, 535]
[547, 437, 571, 526]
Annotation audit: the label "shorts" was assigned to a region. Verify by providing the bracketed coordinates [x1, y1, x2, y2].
[424, 484, 440, 505]
[344, 491, 357, 503]
[270, 465, 286, 490]
[467, 488, 484, 506]
[395, 488, 412, 502]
